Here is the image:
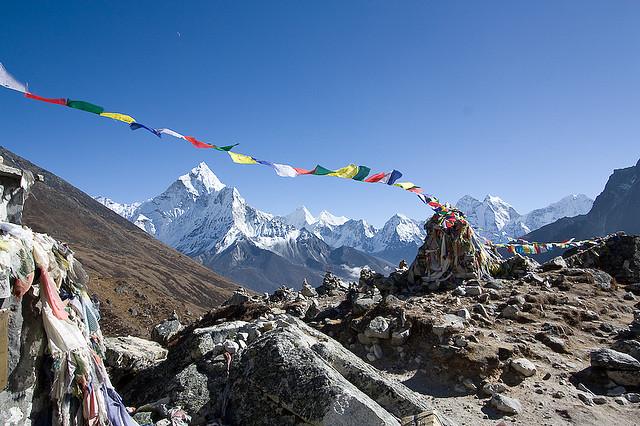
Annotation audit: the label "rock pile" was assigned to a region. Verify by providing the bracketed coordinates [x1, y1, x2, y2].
[114, 309, 452, 426]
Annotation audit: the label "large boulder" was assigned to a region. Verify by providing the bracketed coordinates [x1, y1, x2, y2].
[104, 336, 168, 385]
[121, 314, 453, 425]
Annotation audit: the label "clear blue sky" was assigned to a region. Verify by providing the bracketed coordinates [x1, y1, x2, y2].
[2, 1, 639, 226]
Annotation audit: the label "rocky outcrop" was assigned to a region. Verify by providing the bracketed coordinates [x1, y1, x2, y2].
[563, 234, 640, 284]
[118, 310, 450, 425]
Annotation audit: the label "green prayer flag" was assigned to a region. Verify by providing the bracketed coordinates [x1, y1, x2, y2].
[313, 165, 334, 176]
[66, 100, 105, 115]
[215, 144, 239, 152]
[352, 165, 371, 181]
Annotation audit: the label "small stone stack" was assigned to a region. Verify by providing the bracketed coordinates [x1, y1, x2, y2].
[316, 271, 349, 296]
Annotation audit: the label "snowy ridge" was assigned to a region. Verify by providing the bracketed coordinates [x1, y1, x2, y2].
[94, 162, 394, 291]
[455, 194, 594, 243]
[93, 196, 140, 220]
[94, 162, 594, 288]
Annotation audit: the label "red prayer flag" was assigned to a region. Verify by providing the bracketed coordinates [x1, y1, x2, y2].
[293, 167, 315, 175]
[184, 136, 214, 149]
[25, 92, 67, 106]
[364, 172, 386, 183]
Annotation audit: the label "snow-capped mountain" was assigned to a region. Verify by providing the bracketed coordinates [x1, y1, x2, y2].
[455, 194, 594, 243]
[92, 196, 140, 220]
[95, 162, 393, 292]
[280, 208, 426, 264]
[96, 161, 594, 290]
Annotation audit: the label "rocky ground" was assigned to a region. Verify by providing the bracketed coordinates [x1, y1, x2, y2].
[103, 234, 640, 425]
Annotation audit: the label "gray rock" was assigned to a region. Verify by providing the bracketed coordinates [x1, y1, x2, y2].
[391, 328, 411, 346]
[501, 305, 520, 320]
[456, 308, 471, 320]
[612, 340, 640, 362]
[592, 395, 607, 405]
[223, 287, 251, 306]
[365, 316, 392, 339]
[104, 336, 167, 384]
[542, 256, 567, 271]
[625, 393, 640, 403]
[372, 344, 384, 360]
[481, 382, 507, 396]
[432, 314, 465, 338]
[607, 370, 640, 387]
[122, 313, 454, 426]
[305, 299, 321, 320]
[511, 358, 537, 377]
[535, 332, 569, 354]
[353, 297, 378, 315]
[591, 348, 640, 370]
[578, 392, 593, 406]
[301, 280, 318, 298]
[223, 339, 240, 354]
[490, 394, 522, 415]
[466, 287, 483, 296]
[151, 317, 184, 346]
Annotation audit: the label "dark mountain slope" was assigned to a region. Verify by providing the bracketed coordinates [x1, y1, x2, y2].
[0, 146, 237, 337]
[525, 159, 640, 243]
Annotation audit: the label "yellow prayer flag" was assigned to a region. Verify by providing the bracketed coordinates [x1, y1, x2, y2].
[393, 181, 417, 190]
[100, 112, 136, 124]
[227, 151, 258, 165]
[328, 164, 359, 179]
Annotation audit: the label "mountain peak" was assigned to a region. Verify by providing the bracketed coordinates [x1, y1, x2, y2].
[283, 206, 316, 228]
[317, 210, 348, 226]
[178, 162, 225, 195]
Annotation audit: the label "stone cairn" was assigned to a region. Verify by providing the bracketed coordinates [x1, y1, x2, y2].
[407, 213, 501, 290]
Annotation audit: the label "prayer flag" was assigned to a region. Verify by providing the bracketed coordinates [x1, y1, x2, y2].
[66, 100, 104, 115]
[184, 136, 214, 149]
[99, 112, 136, 124]
[25, 92, 67, 105]
[313, 166, 334, 176]
[228, 151, 258, 164]
[157, 128, 185, 139]
[0, 64, 27, 93]
[129, 122, 161, 137]
[273, 163, 298, 177]
[352, 166, 371, 181]
[294, 167, 315, 175]
[328, 164, 359, 179]
[213, 144, 238, 152]
[394, 182, 419, 190]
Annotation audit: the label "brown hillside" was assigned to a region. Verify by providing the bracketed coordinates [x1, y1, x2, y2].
[0, 146, 237, 337]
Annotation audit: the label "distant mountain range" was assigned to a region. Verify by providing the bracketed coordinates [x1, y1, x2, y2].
[456, 194, 594, 243]
[525, 159, 640, 243]
[96, 162, 594, 291]
[95, 163, 396, 292]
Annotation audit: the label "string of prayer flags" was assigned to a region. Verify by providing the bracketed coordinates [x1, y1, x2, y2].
[0, 62, 470, 229]
[491, 238, 589, 255]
